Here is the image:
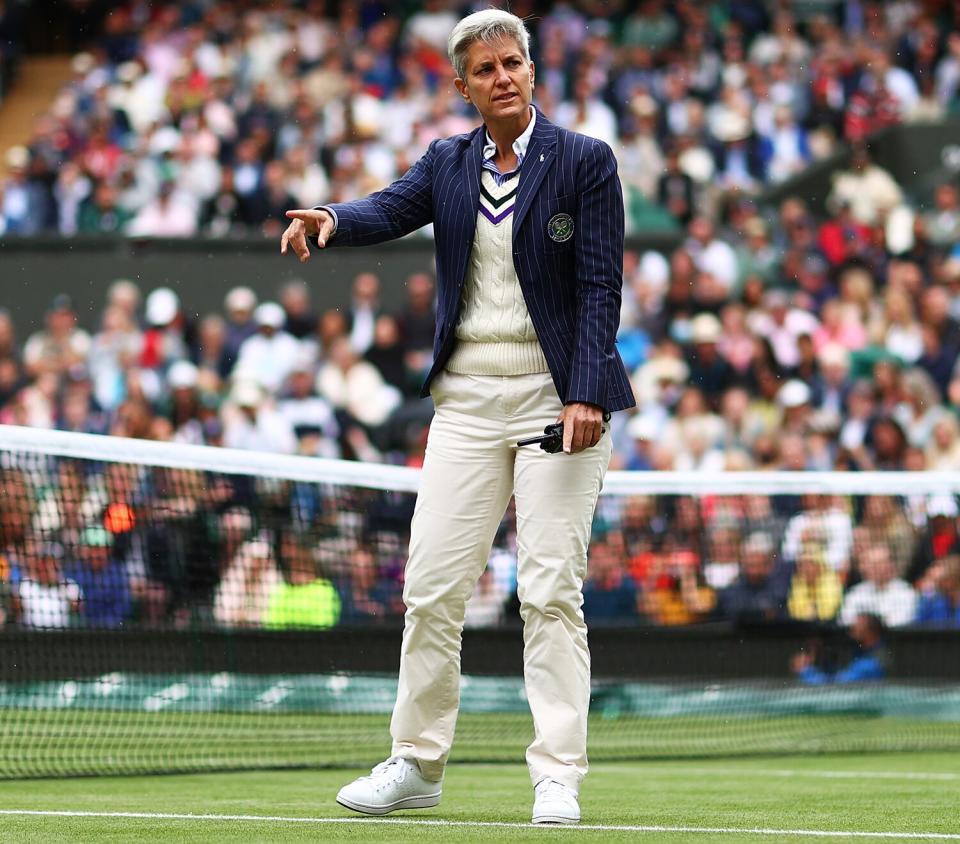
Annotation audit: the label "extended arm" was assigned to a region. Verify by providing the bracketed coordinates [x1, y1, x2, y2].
[281, 142, 437, 262]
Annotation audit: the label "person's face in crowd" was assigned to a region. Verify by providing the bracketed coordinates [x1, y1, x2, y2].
[861, 546, 895, 587]
[0, 357, 19, 393]
[329, 336, 357, 372]
[351, 547, 378, 591]
[872, 361, 899, 395]
[318, 309, 348, 346]
[720, 387, 749, 425]
[47, 305, 76, 337]
[454, 36, 535, 127]
[587, 540, 619, 585]
[846, 383, 874, 419]
[281, 536, 316, 585]
[622, 495, 654, 532]
[263, 161, 286, 191]
[872, 419, 905, 461]
[289, 369, 313, 398]
[280, 283, 310, 317]
[352, 273, 380, 307]
[675, 388, 705, 418]
[82, 541, 111, 572]
[219, 509, 252, 552]
[779, 434, 807, 470]
[921, 323, 941, 357]
[904, 446, 926, 470]
[709, 527, 740, 564]
[198, 315, 226, 355]
[741, 546, 772, 584]
[673, 497, 701, 533]
[405, 273, 434, 312]
[62, 389, 90, 429]
[228, 304, 253, 327]
[26, 541, 62, 585]
[922, 286, 951, 327]
[935, 184, 959, 212]
[850, 614, 881, 647]
[797, 550, 823, 585]
[373, 315, 400, 348]
[932, 418, 958, 452]
[755, 368, 780, 402]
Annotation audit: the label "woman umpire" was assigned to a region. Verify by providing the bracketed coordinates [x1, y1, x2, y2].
[281, 9, 634, 825]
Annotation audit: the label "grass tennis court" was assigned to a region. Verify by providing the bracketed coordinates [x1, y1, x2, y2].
[1, 753, 958, 843]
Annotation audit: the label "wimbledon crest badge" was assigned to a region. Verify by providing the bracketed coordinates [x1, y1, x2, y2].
[547, 212, 574, 243]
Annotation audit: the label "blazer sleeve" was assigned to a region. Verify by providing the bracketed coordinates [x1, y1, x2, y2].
[320, 141, 437, 246]
[566, 139, 625, 409]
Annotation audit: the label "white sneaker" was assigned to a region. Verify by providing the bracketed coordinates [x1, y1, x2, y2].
[336, 756, 442, 816]
[531, 778, 580, 825]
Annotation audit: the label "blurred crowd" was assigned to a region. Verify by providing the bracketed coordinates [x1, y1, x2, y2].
[2, 451, 959, 639]
[2, 1, 960, 645]
[3, 0, 960, 236]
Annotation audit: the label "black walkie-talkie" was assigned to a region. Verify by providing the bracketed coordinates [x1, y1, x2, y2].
[517, 416, 608, 454]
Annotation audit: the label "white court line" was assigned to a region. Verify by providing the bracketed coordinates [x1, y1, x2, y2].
[0, 810, 958, 839]
[602, 765, 960, 782]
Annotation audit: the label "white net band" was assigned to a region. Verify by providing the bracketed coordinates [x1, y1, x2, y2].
[3, 424, 960, 496]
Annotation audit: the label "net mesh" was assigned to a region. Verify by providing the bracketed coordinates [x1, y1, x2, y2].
[1, 425, 959, 778]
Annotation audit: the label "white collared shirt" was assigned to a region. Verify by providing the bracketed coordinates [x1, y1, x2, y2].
[481, 106, 536, 186]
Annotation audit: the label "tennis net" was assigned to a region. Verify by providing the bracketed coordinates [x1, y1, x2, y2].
[1, 424, 959, 778]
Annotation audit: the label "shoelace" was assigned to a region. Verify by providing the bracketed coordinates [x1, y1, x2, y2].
[536, 779, 571, 800]
[365, 757, 409, 787]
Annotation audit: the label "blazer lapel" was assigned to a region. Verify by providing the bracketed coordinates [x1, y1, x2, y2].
[462, 128, 484, 233]
[513, 113, 558, 237]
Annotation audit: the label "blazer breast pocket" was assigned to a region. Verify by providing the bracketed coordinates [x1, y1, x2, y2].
[543, 194, 576, 252]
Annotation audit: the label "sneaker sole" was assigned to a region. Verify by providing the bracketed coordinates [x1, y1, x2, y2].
[532, 814, 580, 825]
[336, 792, 441, 816]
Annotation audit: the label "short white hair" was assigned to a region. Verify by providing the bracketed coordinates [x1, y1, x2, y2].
[447, 9, 531, 80]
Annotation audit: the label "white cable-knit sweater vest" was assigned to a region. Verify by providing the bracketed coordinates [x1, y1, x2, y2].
[445, 169, 550, 376]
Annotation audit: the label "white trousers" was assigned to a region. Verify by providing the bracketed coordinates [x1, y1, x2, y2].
[390, 371, 612, 791]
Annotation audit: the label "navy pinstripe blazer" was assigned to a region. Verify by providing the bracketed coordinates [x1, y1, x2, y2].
[323, 111, 636, 413]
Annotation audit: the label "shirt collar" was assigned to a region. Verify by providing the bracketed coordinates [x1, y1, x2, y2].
[482, 106, 536, 162]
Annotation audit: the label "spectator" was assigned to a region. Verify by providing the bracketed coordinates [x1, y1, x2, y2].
[787, 545, 843, 623]
[639, 539, 715, 626]
[717, 531, 789, 623]
[686, 314, 736, 404]
[316, 336, 401, 430]
[828, 145, 904, 227]
[278, 279, 316, 340]
[364, 314, 410, 395]
[914, 555, 960, 627]
[22, 295, 92, 379]
[264, 531, 341, 629]
[582, 534, 638, 625]
[222, 381, 297, 455]
[13, 539, 81, 628]
[213, 534, 282, 628]
[222, 286, 259, 366]
[1, 146, 47, 235]
[792, 613, 888, 684]
[64, 525, 131, 629]
[276, 353, 339, 457]
[336, 545, 403, 625]
[347, 272, 381, 355]
[233, 302, 304, 394]
[127, 180, 198, 237]
[77, 181, 133, 235]
[841, 544, 917, 628]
